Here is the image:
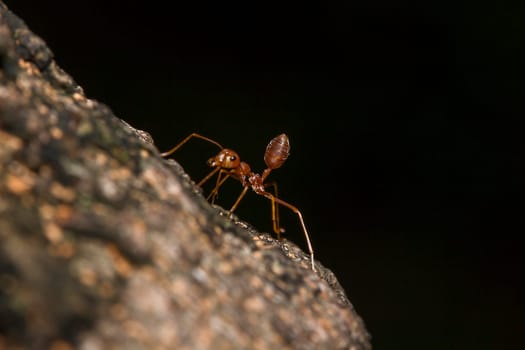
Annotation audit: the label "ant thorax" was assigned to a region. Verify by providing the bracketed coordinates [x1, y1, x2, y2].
[247, 173, 265, 194]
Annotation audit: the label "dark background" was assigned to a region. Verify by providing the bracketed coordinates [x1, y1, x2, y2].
[7, 1, 523, 348]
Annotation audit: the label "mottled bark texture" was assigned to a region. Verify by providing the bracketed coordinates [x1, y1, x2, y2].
[0, 3, 371, 349]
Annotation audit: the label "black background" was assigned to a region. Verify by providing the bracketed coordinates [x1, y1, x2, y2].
[6, 1, 523, 348]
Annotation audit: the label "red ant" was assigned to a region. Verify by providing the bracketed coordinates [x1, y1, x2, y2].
[161, 133, 316, 271]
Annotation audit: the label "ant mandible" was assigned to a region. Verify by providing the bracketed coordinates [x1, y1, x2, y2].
[161, 133, 316, 271]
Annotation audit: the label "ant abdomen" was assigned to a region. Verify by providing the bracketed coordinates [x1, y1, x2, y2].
[264, 134, 290, 170]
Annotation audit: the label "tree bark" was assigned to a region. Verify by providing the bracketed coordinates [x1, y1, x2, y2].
[0, 2, 371, 349]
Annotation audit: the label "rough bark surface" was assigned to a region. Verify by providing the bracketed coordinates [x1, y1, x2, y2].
[0, 3, 371, 349]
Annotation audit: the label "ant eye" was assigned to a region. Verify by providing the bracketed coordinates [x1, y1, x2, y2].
[229, 156, 236, 161]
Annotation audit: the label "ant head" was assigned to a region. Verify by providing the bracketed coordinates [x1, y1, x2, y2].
[207, 149, 240, 169]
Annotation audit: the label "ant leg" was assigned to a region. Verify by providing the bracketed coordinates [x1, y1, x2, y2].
[219, 185, 249, 226]
[197, 167, 220, 188]
[207, 171, 223, 203]
[260, 191, 315, 271]
[161, 133, 223, 157]
[264, 181, 284, 239]
[207, 170, 231, 203]
[229, 185, 250, 214]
